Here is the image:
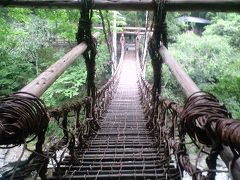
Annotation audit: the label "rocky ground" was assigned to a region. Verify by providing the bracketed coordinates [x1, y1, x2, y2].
[0, 146, 30, 177]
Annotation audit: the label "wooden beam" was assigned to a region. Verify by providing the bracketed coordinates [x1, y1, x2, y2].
[159, 45, 200, 98]
[122, 27, 147, 31]
[167, 0, 240, 12]
[20, 32, 100, 97]
[117, 31, 145, 35]
[0, 0, 240, 12]
[94, 27, 151, 34]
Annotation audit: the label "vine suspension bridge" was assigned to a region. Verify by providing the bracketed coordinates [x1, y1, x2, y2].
[0, 1, 240, 180]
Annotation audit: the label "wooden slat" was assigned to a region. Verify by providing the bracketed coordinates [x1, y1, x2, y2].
[0, 0, 240, 11]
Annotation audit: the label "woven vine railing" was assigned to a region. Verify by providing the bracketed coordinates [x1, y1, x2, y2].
[136, 37, 240, 180]
[47, 36, 125, 178]
[0, 34, 125, 180]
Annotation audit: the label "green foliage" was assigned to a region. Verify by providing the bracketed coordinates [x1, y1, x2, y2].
[0, 7, 112, 110]
[163, 13, 240, 119]
[206, 61, 240, 118]
[120, 11, 144, 27]
[7, 8, 31, 23]
[0, 9, 52, 95]
[170, 33, 237, 88]
[0, 53, 34, 95]
[95, 38, 111, 86]
[42, 58, 87, 107]
[146, 12, 240, 119]
[0, 10, 9, 42]
[204, 13, 240, 49]
[166, 12, 187, 43]
[36, 9, 80, 40]
[115, 11, 127, 27]
[168, 32, 240, 117]
[42, 36, 110, 107]
[145, 61, 184, 103]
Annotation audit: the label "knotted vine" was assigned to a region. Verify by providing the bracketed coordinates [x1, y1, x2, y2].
[148, 0, 167, 97]
[0, 92, 49, 179]
[76, 0, 97, 118]
[0, 92, 49, 153]
[147, 0, 168, 152]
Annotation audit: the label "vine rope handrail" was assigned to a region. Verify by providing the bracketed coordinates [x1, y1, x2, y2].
[0, 1, 126, 177]
[136, 35, 240, 179]
[0, 32, 125, 179]
[136, 38, 200, 178]
[158, 43, 240, 179]
[0, 92, 49, 150]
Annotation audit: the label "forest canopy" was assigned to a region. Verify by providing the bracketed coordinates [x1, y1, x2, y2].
[0, 9, 239, 118]
[145, 12, 240, 119]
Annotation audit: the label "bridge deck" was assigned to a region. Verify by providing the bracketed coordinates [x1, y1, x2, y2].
[49, 51, 180, 179]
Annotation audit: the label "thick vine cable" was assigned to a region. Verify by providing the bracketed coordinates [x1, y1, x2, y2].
[0, 92, 49, 152]
[76, 0, 97, 106]
[148, 0, 167, 97]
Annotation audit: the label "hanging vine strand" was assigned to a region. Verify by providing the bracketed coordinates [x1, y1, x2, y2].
[76, 0, 97, 106]
[99, 10, 116, 72]
[148, 0, 167, 97]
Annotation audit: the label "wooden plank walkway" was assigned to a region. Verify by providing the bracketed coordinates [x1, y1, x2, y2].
[49, 51, 180, 179]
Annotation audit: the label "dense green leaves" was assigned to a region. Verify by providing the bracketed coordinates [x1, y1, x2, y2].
[36, 9, 80, 40]
[41, 36, 110, 107]
[166, 12, 187, 43]
[170, 33, 236, 88]
[42, 58, 87, 107]
[154, 13, 240, 119]
[0, 53, 33, 95]
[206, 60, 240, 118]
[1, 7, 239, 119]
[0, 8, 54, 95]
[120, 11, 144, 27]
[204, 13, 240, 49]
[0, 8, 111, 108]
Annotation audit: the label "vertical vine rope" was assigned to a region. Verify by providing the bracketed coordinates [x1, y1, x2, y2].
[148, 0, 167, 97]
[76, 0, 97, 105]
[76, 0, 97, 118]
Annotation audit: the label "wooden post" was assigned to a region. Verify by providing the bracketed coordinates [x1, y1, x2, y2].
[1, 0, 240, 11]
[159, 45, 200, 98]
[20, 32, 100, 97]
